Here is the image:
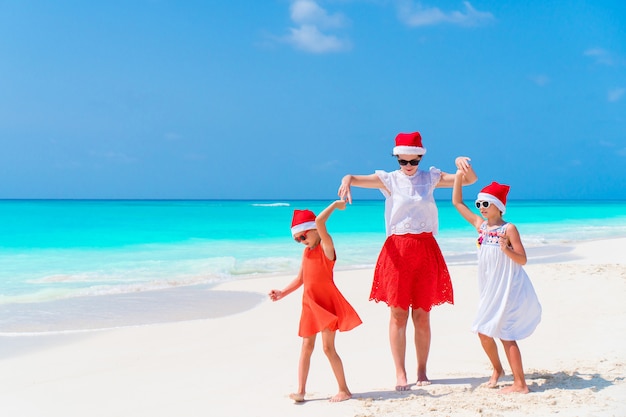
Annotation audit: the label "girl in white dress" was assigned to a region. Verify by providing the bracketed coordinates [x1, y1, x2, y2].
[452, 173, 541, 394]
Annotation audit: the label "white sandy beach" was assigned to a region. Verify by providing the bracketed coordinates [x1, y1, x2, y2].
[0, 238, 625, 417]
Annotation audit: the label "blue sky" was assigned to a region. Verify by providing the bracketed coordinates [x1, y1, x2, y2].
[1, 0, 624, 200]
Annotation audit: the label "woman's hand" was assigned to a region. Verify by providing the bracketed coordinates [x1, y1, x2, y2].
[338, 177, 353, 204]
[455, 156, 472, 172]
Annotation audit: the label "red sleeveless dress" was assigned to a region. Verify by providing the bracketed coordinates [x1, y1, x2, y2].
[298, 244, 362, 337]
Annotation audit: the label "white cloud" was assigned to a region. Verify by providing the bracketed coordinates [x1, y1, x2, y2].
[282, 0, 350, 54]
[313, 159, 340, 171]
[529, 74, 550, 86]
[287, 24, 349, 53]
[397, 1, 495, 27]
[607, 87, 625, 103]
[90, 151, 137, 164]
[183, 153, 207, 161]
[584, 48, 615, 66]
[290, 0, 346, 29]
[164, 132, 182, 141]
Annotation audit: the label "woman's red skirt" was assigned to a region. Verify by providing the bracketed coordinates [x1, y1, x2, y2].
[370, 233, 453, 311]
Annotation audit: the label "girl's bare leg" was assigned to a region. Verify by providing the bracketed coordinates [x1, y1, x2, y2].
[290, 335, 316, 402]
[500, 340, 529, 394]
[478, 333, 505, 388]
[412, 308, 431, 385]
[389, 306, 410, 390]
[321, 329, 351, 402]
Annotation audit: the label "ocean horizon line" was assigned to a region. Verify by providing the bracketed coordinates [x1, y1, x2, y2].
[2, 198, 626, 202]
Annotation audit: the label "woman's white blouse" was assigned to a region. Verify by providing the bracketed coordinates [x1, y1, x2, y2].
[375, 167, 442, 237]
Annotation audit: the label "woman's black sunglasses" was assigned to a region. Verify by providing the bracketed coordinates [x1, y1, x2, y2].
[397, 158, 421, 166]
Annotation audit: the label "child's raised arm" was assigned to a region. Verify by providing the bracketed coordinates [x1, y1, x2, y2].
[437, 156, 478, 187]
[315, 200, 346, 261]
[452, 170, 483, 230]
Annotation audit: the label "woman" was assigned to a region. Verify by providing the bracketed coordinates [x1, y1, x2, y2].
[337, 131, 477, 390]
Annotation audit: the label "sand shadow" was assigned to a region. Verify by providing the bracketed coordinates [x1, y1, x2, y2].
[0, 286, 266, 334]
[352, 385, 443, 401]
[525, 370, 618, 393]
[350, 370, 620, 401]
[432, 376, 492, 390]
[525, 245, 580, 264]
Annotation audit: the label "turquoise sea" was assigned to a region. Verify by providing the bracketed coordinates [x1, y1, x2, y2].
[1, 199, 626, 333]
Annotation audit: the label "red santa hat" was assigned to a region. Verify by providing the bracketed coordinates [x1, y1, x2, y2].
[476, 182, 510, 214]
[392, 131, 427, 156]
[291, 209, 316, 236]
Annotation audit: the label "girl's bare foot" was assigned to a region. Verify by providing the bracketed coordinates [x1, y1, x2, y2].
[486, 369, 505, 388]
[289, 392, 305, 402]
[499, 384, 529, 394]
[329, 390, 351, 402]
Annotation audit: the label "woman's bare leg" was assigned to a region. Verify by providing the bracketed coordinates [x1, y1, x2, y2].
[412, 308, 431, 385]
[389, 306, 410, 390]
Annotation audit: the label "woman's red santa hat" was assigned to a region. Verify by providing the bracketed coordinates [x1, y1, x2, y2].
[476, 182, 510, 214]
[291, 209, 316, 236]
[392, 131, 427, 156]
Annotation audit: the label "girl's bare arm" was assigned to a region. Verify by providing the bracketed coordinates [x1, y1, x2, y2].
[499, 223, 528, 265]
[315, 200, 346, 261]
[452, 170, 483, 229]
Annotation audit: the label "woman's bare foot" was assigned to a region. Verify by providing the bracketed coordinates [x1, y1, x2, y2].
[329, 390, 351, 402]
[289, 392, 305, 402]
[486, 369, 505, 388]
[395, 374, 410, 391]
[499, 384, 529, 394]
[416, 370, 431, 386]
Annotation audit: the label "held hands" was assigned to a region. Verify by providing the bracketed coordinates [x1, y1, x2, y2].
[337, 179, 352, 204]
[334, 199, 347, 211]
[455, 156, 472, 173]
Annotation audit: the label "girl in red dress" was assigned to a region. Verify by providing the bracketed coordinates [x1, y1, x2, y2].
[269, 200, 362, 403]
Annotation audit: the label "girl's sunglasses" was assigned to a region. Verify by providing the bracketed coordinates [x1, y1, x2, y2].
[397, 158, 421, 166]
[475, 200, 492, 209]
[294, 230, 309, 243]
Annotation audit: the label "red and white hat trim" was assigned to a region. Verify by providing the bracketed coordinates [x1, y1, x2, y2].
[393, 145, 427, 155]
[476, 192, 506, 214]
[291, 209, 317, 236]
[291, 221, 316, 236]
[392, 132, 427, 156]
[476, 181, 510, 215]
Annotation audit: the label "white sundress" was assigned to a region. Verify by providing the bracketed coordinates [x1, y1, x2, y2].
[472, 222, 542, 341]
